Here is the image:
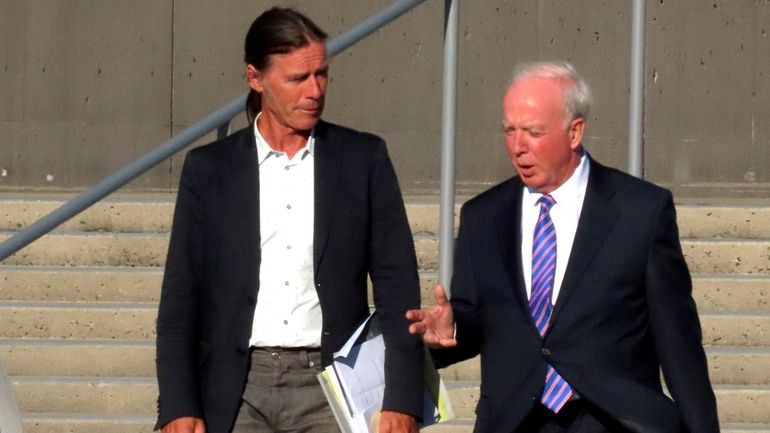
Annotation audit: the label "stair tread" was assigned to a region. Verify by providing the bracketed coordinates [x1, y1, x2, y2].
[22, 412, 155, 421]
[0, 338, 154, 346]
[12, 376, 156, 384]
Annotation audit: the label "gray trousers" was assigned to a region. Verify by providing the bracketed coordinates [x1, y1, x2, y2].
[232, 348, 341, 433]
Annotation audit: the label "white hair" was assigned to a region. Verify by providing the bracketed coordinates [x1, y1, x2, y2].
[511, 61, 592, 124]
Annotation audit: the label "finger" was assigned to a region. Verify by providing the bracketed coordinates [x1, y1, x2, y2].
[408, 322, 425, 336]
[434, 284, 449, 306]
[404, 309, 424, 321]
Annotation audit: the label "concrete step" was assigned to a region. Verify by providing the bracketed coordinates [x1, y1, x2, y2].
[437, 347, 770, 386]
[0, 232, 169, 267]
[418, 272, 770, 313]
[2, 267, 768, 313]
[0, 340, 155, 377]
[677, 205, 770, 239]
[0, 302, 767, 344]
[10, 377, 770, 424]
[12, 376, 156, 415]
[701, 312, 770, 346]
[708, 347, 770, 385]
[0, 196, 446, 236]
[0, 302, 156, 340]
[3, 196, 769, 238]
[0, 266, 162, 302]
[4, 231, 770, 276]
[395, 237, 770, 275]
[19, 417, 770, 433]
[422, 420, 770, 433]
[22, 413, 155, 433]
[2, 340, 767, 386]
[0, 196, 174, 233]
[692, 275, 770, 313]
[683, 240, 770, 275]
[445, 382, 770, 425]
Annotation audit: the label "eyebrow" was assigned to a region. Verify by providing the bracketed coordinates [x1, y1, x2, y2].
[287, 65, 328, 81]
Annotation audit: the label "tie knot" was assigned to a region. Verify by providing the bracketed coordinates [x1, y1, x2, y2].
[539, 194, 556, 211]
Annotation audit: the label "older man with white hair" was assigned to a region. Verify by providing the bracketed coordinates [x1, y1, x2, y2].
[408, 61, 719, 433]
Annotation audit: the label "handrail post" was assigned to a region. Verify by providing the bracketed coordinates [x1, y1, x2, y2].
[439, 0, 459, 295]
[628, 0, 646, 178]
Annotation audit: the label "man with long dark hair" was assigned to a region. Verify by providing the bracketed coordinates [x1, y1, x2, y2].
[156, 8, 423, 433]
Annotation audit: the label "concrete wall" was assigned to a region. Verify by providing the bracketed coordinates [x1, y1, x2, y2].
[1, 0, 769, 197]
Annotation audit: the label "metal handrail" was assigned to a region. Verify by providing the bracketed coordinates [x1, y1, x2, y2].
[0, 0, 429, 262]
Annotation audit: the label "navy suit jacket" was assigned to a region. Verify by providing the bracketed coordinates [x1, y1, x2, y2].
[155, 121, 423, 432]
[432, 159, 719, 433]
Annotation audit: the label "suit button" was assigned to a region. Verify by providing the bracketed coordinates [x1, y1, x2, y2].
[540, 347, 551, 358]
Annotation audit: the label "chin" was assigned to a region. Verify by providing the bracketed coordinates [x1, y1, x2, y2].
[294, 118, 320, 132]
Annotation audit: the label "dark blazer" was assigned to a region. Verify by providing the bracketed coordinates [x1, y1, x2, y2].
[433, 158, 719, 433]
[155, 121, 423, 432]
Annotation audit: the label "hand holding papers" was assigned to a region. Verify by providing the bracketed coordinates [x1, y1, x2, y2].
[318, 314, 454, 433]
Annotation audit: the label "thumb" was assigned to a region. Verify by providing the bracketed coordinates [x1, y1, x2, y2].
[195, 420, 206, 433]
[434, 284, 449, 306]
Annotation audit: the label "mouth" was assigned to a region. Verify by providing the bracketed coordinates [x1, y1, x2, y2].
[516, 163, 536, 177]
[298, 106, 322, 116]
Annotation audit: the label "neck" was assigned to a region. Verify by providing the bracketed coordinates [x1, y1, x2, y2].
[257, 114, 311, 159]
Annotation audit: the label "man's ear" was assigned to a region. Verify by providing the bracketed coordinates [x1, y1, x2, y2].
[568, 117, 585, 150]
[246, 65, 264, 93]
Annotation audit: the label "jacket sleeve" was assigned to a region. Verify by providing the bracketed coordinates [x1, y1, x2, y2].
[155, 153, 206, 429]
[645, 190, 720, 433]
[366, 139, 425, 419]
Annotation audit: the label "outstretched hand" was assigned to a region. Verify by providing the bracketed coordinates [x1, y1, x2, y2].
[405, 284, 457, 348]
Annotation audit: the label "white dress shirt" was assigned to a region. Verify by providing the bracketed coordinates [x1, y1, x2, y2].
[521, 153, 590, 304]
[249, 115, 322, 348]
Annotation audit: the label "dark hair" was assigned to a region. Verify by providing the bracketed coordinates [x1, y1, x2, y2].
[244, 7, 328, 123]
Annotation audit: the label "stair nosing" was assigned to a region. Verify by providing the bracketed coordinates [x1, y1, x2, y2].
[0, 301, 158, 309]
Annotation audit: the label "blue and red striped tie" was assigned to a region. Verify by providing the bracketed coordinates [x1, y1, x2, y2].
[529, 194, 573, 412]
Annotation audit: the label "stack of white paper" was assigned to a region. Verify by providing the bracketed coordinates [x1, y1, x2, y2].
[318, 315, 454, 433]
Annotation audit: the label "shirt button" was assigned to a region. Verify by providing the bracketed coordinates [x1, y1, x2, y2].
[286, 245, 292, 250]
[286, 204, 292, 209]
[541, 347, 551, 358]
[283, 320, 288, 325]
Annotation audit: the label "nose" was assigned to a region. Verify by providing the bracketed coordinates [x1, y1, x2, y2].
[306, 75, 324, 100]
[506, 131, 527, 156]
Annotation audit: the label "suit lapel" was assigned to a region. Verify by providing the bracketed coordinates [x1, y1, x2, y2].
[234, 129, 261, 287]
[550, 160, 619, 323]
[494, 179, 532, 319]
[313, 121, 341, 273]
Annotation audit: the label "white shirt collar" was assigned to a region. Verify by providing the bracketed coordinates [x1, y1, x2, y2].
[253, 112, 315, 165]
[523, 151, 590, 217]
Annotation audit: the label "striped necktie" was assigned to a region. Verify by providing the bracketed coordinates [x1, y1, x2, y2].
[529, 194, 573, 412]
